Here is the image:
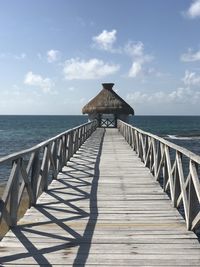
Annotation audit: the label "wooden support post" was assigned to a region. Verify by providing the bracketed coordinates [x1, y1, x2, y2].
[41, 146, 49, 191]
[52, 140, 58, 179]
[61, 135, 66, 167]
[31, 150, 40, 205]
[173, 152, 180, 208]
[188, 161, 200, 230]
[65, 134, 70, 162]
[10, 160, 20, 226]
[68, 131, 73, 160]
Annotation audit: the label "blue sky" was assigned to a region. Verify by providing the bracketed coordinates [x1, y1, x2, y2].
[0, 0, 200, 115]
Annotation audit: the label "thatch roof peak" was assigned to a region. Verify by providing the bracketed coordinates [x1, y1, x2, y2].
[82, 83, 134, 115]
[102, 83, 114, 90]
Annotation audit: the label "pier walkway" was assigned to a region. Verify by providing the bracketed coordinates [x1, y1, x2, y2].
[0, 127, 200, 266]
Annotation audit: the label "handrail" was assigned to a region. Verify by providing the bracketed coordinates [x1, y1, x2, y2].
[117, 119, 200, 231]
[0, 120, 97, 232]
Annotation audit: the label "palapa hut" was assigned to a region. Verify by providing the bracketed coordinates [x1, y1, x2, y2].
[82, 83, 134, 127]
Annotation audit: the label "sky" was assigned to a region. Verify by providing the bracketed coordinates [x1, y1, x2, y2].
[0, 0, 200, 115]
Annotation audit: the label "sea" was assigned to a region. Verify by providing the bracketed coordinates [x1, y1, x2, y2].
[0, 115, 200, 184]
[130, 115, 200, 156]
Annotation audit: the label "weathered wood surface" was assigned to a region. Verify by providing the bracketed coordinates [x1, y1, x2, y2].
[0, 128, 200, 266]
[0, 121, 97, 232]
[118, 120, 200, 231]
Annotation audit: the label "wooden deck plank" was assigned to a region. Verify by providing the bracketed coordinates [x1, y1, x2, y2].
[0, 128, 200, 266]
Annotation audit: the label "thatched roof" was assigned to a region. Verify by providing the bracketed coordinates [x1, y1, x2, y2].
[82, 83, 134, 115]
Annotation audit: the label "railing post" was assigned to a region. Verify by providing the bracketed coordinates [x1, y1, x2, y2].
[31, 150, 40, 205]
[135, 131, 139, 155]
[68, 131, 74, 160]
[73, 129, 76, 154]
[132, 128, 136, 151]
[173, 166, 179, 207]
[52, 139, 58, 179]
[86, 124, 89, 139]
[10, 159, 20, 226]
[151, 138, 157, 175]
[57, 138, 62, 172]
[155, 141, 161, 179]
[125, 125, 128, 141]
[41, 146, 49, 191]
[173, 152, 180, 207]
[72, 130, 76, 155]
[149, 139, 154, 173]
[127, 125, 130, 144]
[78, 127, 82, 148]
[188, 161, 199, 230]
[62, 135, 67, 167]
[75, 129, 79, 152]
[65, 134, 70, 162]
[162, 150, 168, 192]
[138, 133, 142, 160]
[130, 128, 134, 148]
[144, 137, 149, 167]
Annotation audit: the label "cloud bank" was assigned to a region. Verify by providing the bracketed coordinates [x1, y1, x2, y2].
[181, 48, 200, 62]
[63, 58, 120, 80]
[185, 0, 200, 18]
[24, 71, 54, 93]
[127, 71, 200, 108]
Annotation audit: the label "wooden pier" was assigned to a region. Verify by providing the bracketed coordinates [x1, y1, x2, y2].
[0, 121, 200, 266]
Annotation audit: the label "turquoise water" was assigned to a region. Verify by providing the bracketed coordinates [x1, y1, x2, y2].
[0, 115, 199, 183]
[0, 115, 88, 156]
[0, 115, 199, 157]
[129, 116, 200, 156]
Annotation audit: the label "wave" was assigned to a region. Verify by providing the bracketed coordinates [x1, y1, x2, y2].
[166, 134, 200, 140]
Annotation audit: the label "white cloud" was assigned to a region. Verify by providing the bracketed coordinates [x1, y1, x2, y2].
[125, 41, 154, 78]
[14, 53, 26, 60]
[127, 70, 200, 106]
[92, 33, 155, 79]
[63, 58, 120, 80]
[183, 70, 200, 86]
[24, 71, 54, 93]
[181, 48, 200, 62]
[47, 49, 61, 63]
[126, 87, 200, 105]
[125, 41, 144, 57]
[0, 52, 27, 60]
[128, 62, 142, 78]
[125, 41, 153, 62]
[185, 0, 200, 18]
[92, 29, 117, 51]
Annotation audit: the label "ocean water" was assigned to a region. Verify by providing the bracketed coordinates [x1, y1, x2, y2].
[129, 116, 200, 156]
[0, 115, 199, 184]
[0, 115, 88, 157]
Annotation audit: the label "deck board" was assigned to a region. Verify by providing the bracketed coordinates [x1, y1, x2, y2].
[0, 128, 200, 266]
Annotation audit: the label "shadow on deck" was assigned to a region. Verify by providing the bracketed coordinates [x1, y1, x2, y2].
[1, 127, 200, 266]
[0, 129, 105, 266]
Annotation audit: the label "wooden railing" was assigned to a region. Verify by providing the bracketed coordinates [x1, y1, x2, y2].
[118, 120, 200, 231]
[0, 121, 97, 230]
